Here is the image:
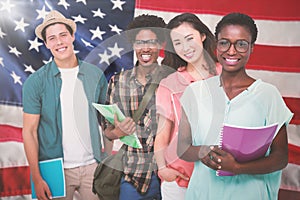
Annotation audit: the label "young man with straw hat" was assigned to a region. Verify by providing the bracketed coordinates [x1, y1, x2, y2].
[22, 10, 107, 200]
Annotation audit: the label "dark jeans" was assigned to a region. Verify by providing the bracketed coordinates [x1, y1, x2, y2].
[119, 173, 161, 200]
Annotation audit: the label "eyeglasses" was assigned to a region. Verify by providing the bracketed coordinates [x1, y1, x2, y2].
[217, 39, 250, 53]
[133, 39, 159, 49]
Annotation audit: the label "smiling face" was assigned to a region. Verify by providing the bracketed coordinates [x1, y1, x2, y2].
[216, 24, 253, 73]
[44, 23, 75, 65]
[134, 29, 160, 67]
[170, 22, 206, 66]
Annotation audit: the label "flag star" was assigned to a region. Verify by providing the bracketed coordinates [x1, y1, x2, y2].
[111, 0, 126, 11]
[74, 49, 80, 54]
[0, 57, 4, 67]
[28, 37, 43, 52]
[81, 38, 94, 48]
[24, 64, 36, 73]
[92, 8, 106, 19]
[76, 0, 87, 5]
[0, 0, 15, 13]
[72, 14, 87, 24]
[98, 50, 111, 65]
[109, 24, 122, 35]
[58, 0, 70, 10]
[36, 6, 49, 20]
[10, 71, 22, 85]
[108, 43, 124, 58]
[90, 26, 106, 40]
[9, 46, 22, 57]
[14, 18, 30, 32]
[43, 57, 52, 65]
[0, 27, 6, 39]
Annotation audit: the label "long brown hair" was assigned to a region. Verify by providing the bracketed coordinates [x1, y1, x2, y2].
[162, 13, 217, 75]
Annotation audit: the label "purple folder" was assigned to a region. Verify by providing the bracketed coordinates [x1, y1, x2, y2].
[217, 123, 278, 176]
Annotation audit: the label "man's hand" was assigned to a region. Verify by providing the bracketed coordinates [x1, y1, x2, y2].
[34, 178, 52, 200]
[113, 114, 136, 137]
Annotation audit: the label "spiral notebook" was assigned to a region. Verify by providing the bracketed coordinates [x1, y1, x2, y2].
[216, 123, 278, 176]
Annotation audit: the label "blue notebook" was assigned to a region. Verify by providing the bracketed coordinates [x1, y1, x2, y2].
[30, 158, 66, 199]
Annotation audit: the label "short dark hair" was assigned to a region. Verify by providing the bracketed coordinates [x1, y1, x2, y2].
[41, 22, 74, 42]
[215, 12, 258, 44]
[162, 13, 218, 75]
[126, 14, 166, 44]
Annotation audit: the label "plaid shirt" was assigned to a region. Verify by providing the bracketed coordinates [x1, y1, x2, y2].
[105, 64, 171, 194]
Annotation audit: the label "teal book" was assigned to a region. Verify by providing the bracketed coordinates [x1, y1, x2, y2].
[30, 158, 65, 199]
[92, 103, 142, 148]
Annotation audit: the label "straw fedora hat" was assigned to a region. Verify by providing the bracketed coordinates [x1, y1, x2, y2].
[35, 10, 76, 41]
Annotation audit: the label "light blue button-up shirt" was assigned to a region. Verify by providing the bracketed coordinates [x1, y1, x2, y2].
[181, 76, 293, 200]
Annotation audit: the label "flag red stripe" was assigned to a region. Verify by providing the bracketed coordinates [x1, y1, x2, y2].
[0, 125, 23, 142]
[136, 0, 300, 20]
[284, 97, 300, 125]
[0, 166, 31, 197]
[278, 189, 300, 200]
[247, 45, 300, 73]
[288, 144, 300, 165]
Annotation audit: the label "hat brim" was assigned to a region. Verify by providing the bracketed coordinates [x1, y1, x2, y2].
[35, 18, 76, 41]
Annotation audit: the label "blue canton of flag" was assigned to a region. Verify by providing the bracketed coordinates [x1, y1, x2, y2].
[0, 0, 135, 108]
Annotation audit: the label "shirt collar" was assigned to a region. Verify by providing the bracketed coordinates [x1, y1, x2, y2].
[176, 67, 196, 86]
[50, 57, 82, 77]
[129, 63, 161, 83]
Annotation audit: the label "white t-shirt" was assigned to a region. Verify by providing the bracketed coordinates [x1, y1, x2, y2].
[59, 66, 95, 168]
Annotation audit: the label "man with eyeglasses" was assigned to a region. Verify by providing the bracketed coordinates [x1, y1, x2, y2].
[133, 39, 160, 49]
[103, 14, 174, 200]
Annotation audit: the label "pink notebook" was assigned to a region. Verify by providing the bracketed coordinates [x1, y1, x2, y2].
[216, 123, 278, 176]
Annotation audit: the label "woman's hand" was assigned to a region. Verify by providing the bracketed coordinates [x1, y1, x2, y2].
[158, 167, 189, 182]
[201, 146, 238, 173]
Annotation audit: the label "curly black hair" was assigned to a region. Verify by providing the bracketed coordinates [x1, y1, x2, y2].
[126, 14, 166, 44]
[215, 12, 258, 44]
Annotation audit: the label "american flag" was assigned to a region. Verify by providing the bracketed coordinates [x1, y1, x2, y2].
[0, 0, 299, 199]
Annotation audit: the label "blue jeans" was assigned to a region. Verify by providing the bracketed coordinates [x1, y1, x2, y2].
[119, 173, 161, 200]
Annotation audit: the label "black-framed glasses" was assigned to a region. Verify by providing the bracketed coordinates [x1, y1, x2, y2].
[133, 39, 159, 49]
[217, 39, 250, 53]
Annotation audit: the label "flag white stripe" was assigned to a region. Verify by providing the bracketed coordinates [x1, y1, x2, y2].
[0, 105, 23, 127]
[0, 195, 32, 200]
[281, 163, 300, 192]
[0, 142, 28, 168]
[135, 9, 300, 46]
[256, 20, 300, 46]
[246, 70, 300, 98]
[287, 125, 300, 147]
